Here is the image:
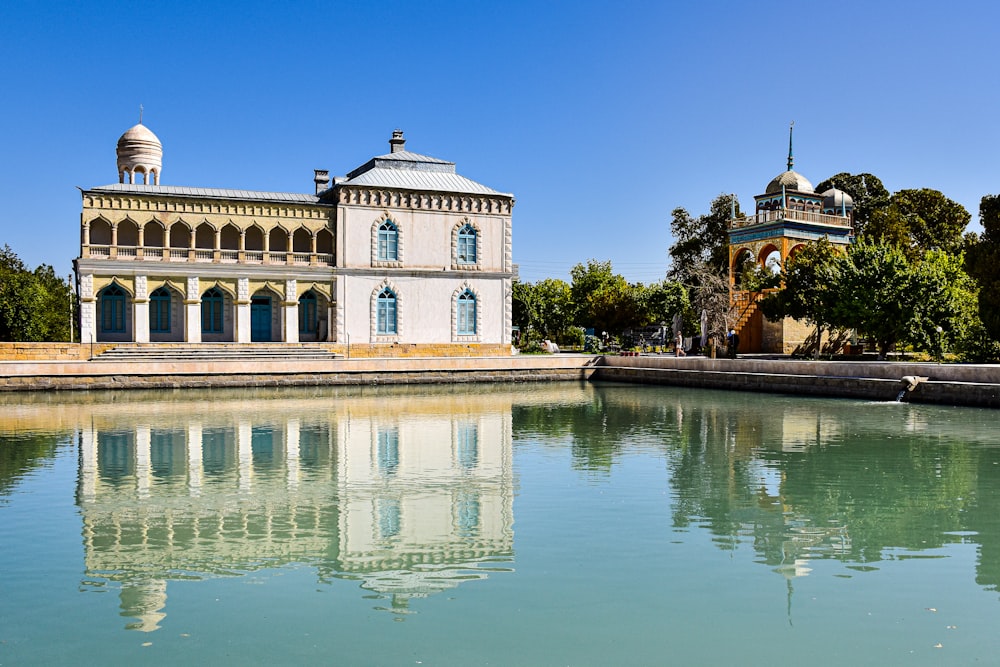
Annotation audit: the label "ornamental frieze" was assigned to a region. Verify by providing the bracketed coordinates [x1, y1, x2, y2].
[337, 186, 512, 215]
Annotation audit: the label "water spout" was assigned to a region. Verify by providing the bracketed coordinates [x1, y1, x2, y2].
[897, 376, 929, 402]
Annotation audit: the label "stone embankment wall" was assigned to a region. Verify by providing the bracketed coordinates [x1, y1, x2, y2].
[593, 356, 1000, 408]
[0, 355, 598, 392]
[0, 342, 511, 361]
[2, 349, 998, 408]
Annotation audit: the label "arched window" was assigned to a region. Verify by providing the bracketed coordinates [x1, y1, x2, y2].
[457, 289, 476, 335]
[378, 220, 398, 261]
[100, 284, 126, 333]
[457, 224, 477, 265]
[376, 288, 397, 335]
[299, 290, 318, 334]
[201, 287, 224, 334]
[150, 287, 171, 333]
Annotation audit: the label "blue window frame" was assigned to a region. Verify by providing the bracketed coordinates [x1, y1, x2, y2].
[201, 287, 224, 334]
[299, 290, 318, 334]
[457, 224, 477, 264]
[377, 288, 397, 335]
[100, 284, 126, 333]
[457, 423, 478, 468]
[457, 289, 476, 335]
[150, 287, 171, 333]
[378, 220, 398, 261]
[377, 428, 399, 475]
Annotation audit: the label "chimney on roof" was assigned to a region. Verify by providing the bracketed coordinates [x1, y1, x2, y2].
[390, 129, 405, 154]
[314, 169, 330, 195]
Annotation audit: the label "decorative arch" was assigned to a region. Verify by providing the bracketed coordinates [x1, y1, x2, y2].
[452, 282, 481, 340]
[117, 218, 140, 247]
[143, 220, 166, 247]
[292, 227, 312, 253]
[732, 248, 755, 288]
[316, 228, 334, 256]
[195, 222, 217, 249]
[245, 224, 265, 252]
[97, 280, 132, 339]
[268, 226, 289, 254]
[89, 217, 113, 246]
[372, 213, 403, 266]
[370, 279, 401, 339]
[452, 218, 481, 269]
[168, 221, 192, 248]
[758, 243, 782, 272]
[295, 281, 331, 300]
[220, 223, 240, 252]
[200, 280, 236, 299]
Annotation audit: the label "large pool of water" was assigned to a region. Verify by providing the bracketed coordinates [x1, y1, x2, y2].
[1, 382, 999, 665]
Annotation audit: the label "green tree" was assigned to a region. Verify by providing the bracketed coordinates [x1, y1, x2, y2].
[667, 193, 739, 285]
[814, 172, 890, 237]
[830, 240, 914, 359]
[569, 260, 639, 336]
[511, 279, 537, 338]
[759, 238, 841, 350]
[642, 280, 689, 330]
[532, 278, 574, 342]
[902, 249, 979, 358]
[32, 264, 73, 341]
[966, 195, 1000, 340]
[865, 189, 970, 261]
[0, 245, 73, 342]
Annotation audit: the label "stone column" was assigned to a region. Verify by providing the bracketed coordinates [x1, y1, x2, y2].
[187, 422, 203, 496]
[238, 419, 252, 493]
[236, 277, 251, 343]
[134, 275, 150, 343]
[286, 418, 300, 490]
[185, 277, 201, 343]
[79, 426, 98, 502]
[283, 279, 298, 343]
[79, 273, 96, 344]
[135, 425, 152, 499]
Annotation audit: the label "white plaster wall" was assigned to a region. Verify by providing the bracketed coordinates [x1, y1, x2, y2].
[340, 274, 507, 344]
[340, 205, 508, 271]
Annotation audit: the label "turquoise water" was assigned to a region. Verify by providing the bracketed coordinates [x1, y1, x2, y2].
[1, 383, 999, 666]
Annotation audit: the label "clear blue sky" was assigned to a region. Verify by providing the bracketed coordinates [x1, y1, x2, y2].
[1, 0, 997, 284]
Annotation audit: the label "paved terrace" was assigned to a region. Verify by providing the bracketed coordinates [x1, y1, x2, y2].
[1, 348, 997, 408]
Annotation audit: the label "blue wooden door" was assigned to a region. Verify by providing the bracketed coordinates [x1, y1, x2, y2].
[250, 297, 271, 342]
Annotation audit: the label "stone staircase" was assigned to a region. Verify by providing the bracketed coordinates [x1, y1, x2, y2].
[92, 343, 341, 362]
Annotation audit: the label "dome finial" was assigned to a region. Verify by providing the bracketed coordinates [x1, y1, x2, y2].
[787, 120, 794, 171]
[139, 104, 144, 125]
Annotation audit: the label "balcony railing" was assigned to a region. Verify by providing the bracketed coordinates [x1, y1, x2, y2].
[83, 245, 334, 266]
[730, 209, 852, 230]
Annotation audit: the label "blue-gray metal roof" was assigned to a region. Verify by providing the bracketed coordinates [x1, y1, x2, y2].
[87, 183, 324, 205]
[342, 150, 509, 196]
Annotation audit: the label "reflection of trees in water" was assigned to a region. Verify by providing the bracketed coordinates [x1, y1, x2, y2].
[0, 432, 63, 498]
[514, 384, 1000, 592]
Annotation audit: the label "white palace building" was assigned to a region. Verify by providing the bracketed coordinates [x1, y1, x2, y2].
[74, 124, 515, 356]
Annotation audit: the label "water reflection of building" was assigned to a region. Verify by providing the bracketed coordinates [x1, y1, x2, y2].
[73, 390, 520, 630]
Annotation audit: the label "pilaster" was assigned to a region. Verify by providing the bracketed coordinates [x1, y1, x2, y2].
[185, 277, 201, 343]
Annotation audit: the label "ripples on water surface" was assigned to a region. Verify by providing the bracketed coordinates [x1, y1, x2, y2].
[1, 383, 999, 665]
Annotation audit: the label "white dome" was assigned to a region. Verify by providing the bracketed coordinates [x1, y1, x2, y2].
[117, 123, 162, 184]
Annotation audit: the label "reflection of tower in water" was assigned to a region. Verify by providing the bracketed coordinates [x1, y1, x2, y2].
[74, 391, 517, 630]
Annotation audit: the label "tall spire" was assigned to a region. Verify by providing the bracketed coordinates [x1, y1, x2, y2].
[787, 121, 794, 171]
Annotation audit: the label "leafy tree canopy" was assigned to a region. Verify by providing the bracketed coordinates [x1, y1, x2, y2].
[966, 194, 1000, 339]
[814, 172, 890, 237]
[0, 245, 73, 342]
[667, 193, 739, 286]
[865, 188, 970, 261]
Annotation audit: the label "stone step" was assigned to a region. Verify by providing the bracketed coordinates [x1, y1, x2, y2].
[92, 344, 341, 362]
